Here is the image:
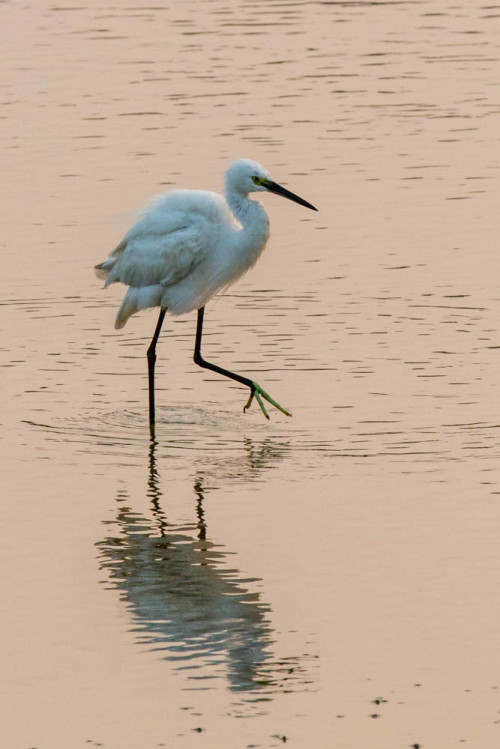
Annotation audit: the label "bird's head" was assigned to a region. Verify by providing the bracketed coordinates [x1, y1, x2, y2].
[225, 158, 317, 211]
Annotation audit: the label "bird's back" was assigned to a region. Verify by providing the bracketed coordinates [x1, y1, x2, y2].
[143, 189, 236, 233]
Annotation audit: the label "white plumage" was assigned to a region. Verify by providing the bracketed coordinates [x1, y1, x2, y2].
[96, 160, 277, 328]
[95, 158, 317, 428]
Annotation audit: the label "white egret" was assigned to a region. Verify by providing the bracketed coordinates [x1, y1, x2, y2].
[95, 158, 317, 434]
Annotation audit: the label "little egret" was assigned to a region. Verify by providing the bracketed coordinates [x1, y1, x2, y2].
[95, 158, 317, 433]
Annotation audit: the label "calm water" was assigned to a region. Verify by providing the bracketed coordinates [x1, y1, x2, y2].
[3, 1, 500, 747]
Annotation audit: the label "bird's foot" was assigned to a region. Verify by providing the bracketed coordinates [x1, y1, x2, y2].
[244, 381, 292, 419]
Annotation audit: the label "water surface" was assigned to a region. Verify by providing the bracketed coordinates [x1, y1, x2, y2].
[3, 1, 500, 747]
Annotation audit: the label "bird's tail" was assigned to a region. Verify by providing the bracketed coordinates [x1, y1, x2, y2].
[115, 285, 163, 329]
[94, 259, 115, 281]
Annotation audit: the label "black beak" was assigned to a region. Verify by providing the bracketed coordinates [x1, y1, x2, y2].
[264, 180, 318, 211]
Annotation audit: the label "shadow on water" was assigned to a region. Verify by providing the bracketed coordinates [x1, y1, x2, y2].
[96, 437, 318, 698]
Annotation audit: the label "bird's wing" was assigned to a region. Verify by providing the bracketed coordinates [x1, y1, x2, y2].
[108, 227, 204, 289]
[103, 191, 232, 289]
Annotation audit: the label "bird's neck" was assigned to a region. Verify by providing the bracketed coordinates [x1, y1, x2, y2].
[226, 192, 270, 253]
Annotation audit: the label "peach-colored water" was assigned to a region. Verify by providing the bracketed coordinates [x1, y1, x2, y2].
[3, 1, 500, 747]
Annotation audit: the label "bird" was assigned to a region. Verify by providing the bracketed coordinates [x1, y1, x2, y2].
[95, 158, 317, 435]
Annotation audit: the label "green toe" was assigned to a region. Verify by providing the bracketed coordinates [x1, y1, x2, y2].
[243, 382, 292, 419]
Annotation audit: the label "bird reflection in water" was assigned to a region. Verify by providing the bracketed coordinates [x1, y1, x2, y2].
[96, 437, 316, 696]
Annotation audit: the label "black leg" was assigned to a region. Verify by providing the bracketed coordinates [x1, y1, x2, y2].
[147, 308, 167, 435]
[193, 306, 291, 419]
[194, 306, 254, 390]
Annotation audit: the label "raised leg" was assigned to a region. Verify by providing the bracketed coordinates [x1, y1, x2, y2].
[147, 308, 167, 436]
[193, 306, 291, 419]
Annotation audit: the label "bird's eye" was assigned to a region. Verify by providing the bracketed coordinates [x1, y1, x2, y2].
[252, 176, 263, 186]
